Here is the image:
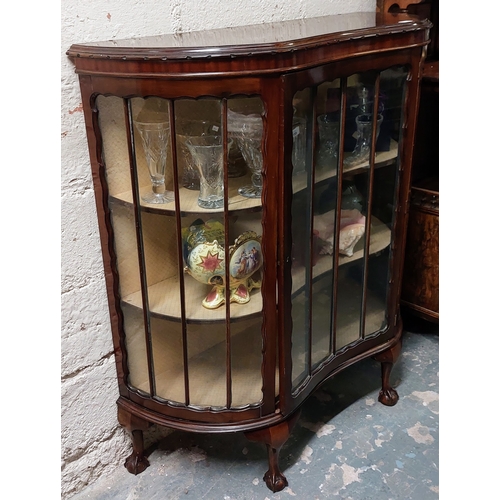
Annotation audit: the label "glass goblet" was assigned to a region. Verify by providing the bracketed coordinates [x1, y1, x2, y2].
[236, 133, 263, 198]
[135, 120, 175, 204]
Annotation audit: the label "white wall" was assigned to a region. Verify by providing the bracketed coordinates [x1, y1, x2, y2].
[61, 1, 375, 497]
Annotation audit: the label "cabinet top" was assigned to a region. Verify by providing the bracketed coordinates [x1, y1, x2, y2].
[67, 12, 430, 62]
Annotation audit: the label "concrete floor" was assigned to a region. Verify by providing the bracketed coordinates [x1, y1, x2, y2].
[71, 319, 438, 500]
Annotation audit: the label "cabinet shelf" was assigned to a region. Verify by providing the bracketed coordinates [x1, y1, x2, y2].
[122, 216, 390, 323]
[292, 139, 398, 194]
[291, 216, 391, 297]
[122, 273, 263, 323]
[128, 319, 273, 409]
[111, 171, 262, 216]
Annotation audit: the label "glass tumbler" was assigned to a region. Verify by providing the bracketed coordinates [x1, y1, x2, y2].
[176, 119, 220, 190]
[186, 136, 230, 209]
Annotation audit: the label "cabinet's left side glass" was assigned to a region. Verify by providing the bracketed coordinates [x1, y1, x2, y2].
[96, 95, 186, 400]
[96, 94, 267, 410]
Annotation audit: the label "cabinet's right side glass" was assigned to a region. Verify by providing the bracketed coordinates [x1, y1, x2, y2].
[363, 66, 408, 337]
[289, 66, 408, 391]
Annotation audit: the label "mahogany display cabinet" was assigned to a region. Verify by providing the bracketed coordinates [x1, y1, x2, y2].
[67, 12, 430, 492]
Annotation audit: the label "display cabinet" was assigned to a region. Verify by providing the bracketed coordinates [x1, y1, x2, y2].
[67, 12, 430, 492]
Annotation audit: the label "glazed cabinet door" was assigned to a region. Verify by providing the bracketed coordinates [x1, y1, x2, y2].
[282, 60, 410, 402]
[93, 90, 277, 418]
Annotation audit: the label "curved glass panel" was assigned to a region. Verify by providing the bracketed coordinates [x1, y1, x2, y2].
[96, 94, 267, 409]
[289, 67, 407, 392]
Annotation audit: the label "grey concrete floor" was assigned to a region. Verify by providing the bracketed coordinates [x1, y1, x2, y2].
[71, 320, 438, 500]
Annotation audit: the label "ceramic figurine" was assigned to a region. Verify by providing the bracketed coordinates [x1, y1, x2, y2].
[182, 219, 262, 309]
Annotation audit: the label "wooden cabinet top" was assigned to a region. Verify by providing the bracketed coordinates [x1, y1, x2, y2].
[67, 12, 431, 76]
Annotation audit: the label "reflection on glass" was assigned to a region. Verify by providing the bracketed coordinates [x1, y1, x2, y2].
[292, 115, 307, 175]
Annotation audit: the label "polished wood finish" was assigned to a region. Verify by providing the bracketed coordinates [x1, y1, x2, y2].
[117, 406, 151, 474]
[373, 336, 402, 405]
[68, 12, 430, 492]
[401, 179, 439, 321]
[245, 411, 301, 492]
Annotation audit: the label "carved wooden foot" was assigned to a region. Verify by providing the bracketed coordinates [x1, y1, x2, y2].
[245, 411, 300, 493]
[373, 338, 402, 406]
[118, 407, 151, 475]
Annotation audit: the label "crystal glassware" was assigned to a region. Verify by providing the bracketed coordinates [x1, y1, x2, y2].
[316, 113, 340, 170]
[235, 130, 263, 198]
[176, 119, 220, 190]
[135, 120, 175, 204]
[186, 136, 230, 209]
[344, 113, 383, 168]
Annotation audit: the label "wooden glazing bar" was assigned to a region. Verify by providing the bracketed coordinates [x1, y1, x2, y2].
[279, 78, 296, 409]
[306, 87, 318, 377]
[331, 77, 348, 356]
[124, 98, 156, 396]
[169, 100, 190, 406]
[259, 82, 280, 414]
[222, 98, 232, 409]
[387, 69, 412, 318]
[360, 75, 381, 339]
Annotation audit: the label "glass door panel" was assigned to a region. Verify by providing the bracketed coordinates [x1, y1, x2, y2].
[363, 66, 408, 336]
[289, 66, 407, 392]
[96, 93, 267, 410]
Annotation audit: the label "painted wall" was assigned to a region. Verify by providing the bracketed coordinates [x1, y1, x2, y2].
[61, 1, 375, 497]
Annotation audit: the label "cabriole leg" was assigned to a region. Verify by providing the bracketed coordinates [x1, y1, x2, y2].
[373, 337, 402, 406]
[245, 411, 300, 493]
[117, 407, 151, 475]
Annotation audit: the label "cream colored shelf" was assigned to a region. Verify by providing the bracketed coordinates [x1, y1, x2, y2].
[112, 171, 261, 215]
[291, 216, 391, 296]
[112, 140, 398, 215]
[292, 139, 398, 193]
[126, 317, 277, 408]
[122, 273, 263, 323]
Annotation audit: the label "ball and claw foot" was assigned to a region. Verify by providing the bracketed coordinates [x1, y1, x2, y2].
[124, 452, 150, 475]
[264, 469, 288, 493]
[378, 387, 399, 406]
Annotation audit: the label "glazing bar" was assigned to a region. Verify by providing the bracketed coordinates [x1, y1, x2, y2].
[124, 98, 156, 396]
[306, 87, 318, 377]
[360, 74, 381, 338]
[222, 98, 232, 409]
[169, 100, 190, 406]
[331, 77, 348, 355]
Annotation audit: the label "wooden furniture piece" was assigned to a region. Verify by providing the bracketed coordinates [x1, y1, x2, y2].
[378, 0, 439, 322]
[67, 12, 430, 492]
